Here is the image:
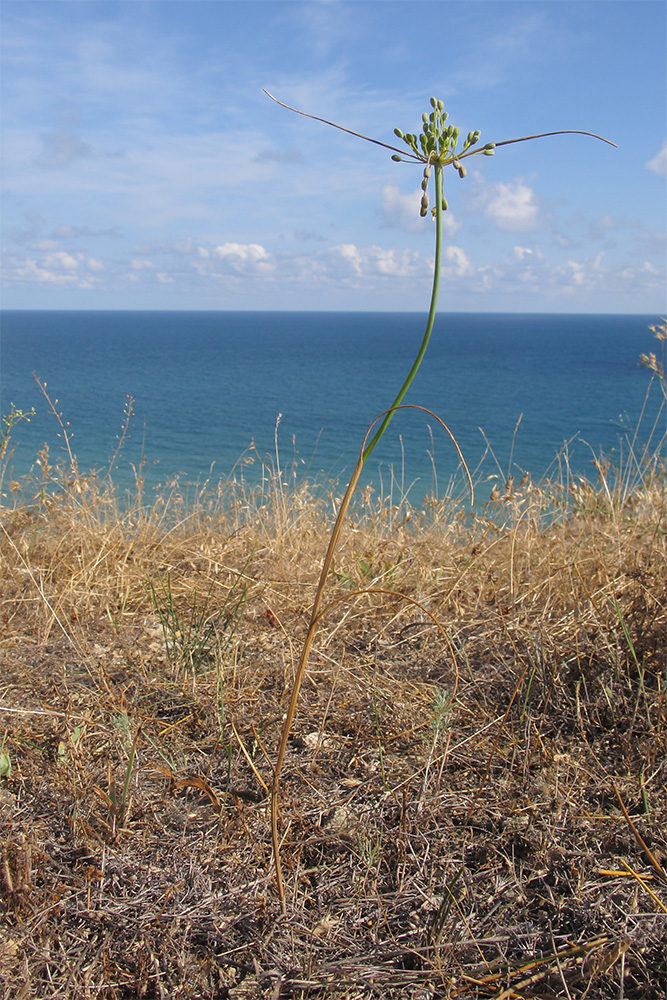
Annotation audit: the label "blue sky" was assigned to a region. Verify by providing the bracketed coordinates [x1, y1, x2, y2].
[1, 0, 665, 312]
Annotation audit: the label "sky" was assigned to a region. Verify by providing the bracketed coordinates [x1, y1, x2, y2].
[1, 0, 666, 313]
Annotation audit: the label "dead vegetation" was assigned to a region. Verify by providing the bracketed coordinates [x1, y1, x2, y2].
[0, 425, 666, 998]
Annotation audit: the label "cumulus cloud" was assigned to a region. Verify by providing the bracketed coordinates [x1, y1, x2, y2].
[210, 242, 274, 274]
[191, 242, 275, 279]
[471, 178, 541, 231]
[42, 250, 80, 271]
[442, 246, 473, 278]
[646, 141, 667, 177]
[2, 248, 103, 287]
[462, 241, 665, 304]
[3, 226, 663, 310]
[381, 185, 425, 234]
[327, 243, 422, 280]
[332, 243, 363, 276]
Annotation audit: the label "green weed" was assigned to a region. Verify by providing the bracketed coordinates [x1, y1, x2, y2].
[148, 570, 247, 680]
[0, 731, 12, 779]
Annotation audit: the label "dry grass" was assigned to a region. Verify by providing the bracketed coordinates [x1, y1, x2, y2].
[0, 423, 666, 999]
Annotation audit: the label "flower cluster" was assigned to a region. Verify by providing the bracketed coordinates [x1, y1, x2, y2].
[391, 97, 495, 216]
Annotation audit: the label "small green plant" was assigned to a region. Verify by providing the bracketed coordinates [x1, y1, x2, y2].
[335, 551, 403, 589]
[265, 90, 615, 909]
[371, 687, 387, 788]
[148, 571, 247, 679]
[0, 731, 12, 778]
[93, 713, 141, 835]
[420, 687, 453, 802]
[0, 403, 35, 498]
[56, 724, 84, 766]
[613, 594, 651, 735]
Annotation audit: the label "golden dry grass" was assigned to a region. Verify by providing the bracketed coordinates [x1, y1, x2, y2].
[0, 426, 666, 998]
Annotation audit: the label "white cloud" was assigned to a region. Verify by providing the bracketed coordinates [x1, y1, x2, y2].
[3, 224, 663, 310]
[42, 250, 80, 270]
[646, 141, 667, 178]
[212, 242, 269, 261]
[333, 243, 363, 276]
[2, 250, 97, 287]
[191, 242, 275, 279]
[381, 184, 423, 233]
[373, 247, 420, 276]
[471, 178, 541, 232]
[210, 242, 274, 274]
[565, 260, 587, 287]
[442, 246, 473, 278]
[327, 243, 422, 280]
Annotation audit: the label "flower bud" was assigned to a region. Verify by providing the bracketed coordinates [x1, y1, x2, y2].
[437, 99, 444, 111]
[458, 165, 467, 178]
[482, 148, 495, 156]
[421, 177, 428, 191]
[420, 193, 429, 215]
[442, 197, 448, 211]
[483, 142, 496, 150]
[422, 112, 429, 124]
[394, 128, 404, 139]
[430, 96, 437, 108]
[452, 159, 462, 170]
[391, 154, 402, 161]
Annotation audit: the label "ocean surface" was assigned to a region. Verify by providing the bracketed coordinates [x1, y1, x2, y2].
[1, 311, 664, 506]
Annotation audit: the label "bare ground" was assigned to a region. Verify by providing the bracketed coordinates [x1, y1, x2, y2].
[1, 470, 666, 999]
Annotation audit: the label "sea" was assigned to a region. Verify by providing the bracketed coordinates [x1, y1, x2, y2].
[1, 311, 664, 507]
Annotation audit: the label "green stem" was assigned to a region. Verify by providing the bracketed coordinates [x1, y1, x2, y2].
[271, 164, 446, 912]
[362, 163, 444, 462]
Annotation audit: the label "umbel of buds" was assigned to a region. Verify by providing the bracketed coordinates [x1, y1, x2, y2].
[263, 87, 615, 225]
[391, 97, 488, 216]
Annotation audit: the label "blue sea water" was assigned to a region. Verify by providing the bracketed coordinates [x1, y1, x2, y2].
[1, 311, 664, 505]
